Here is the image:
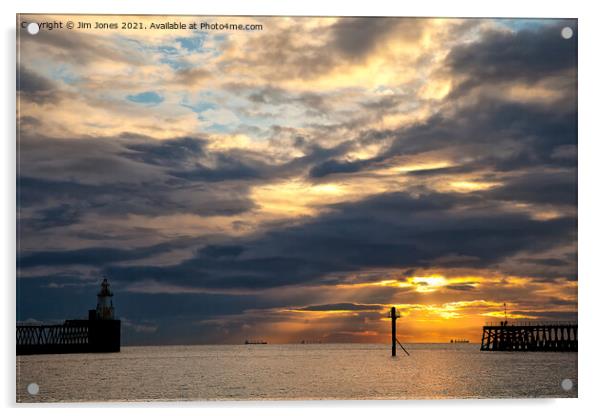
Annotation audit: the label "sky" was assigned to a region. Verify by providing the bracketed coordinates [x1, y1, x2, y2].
[16, 15, 577, 345]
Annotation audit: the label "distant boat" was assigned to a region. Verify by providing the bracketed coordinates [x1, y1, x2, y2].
[450, 339, 469, 343]
[244, 340, 267, 344]
[300, 339, 322, 344]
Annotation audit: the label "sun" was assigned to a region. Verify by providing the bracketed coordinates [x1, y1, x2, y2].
[408, 275, 447, 292]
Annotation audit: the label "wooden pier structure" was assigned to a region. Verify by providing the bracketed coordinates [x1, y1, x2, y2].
[480, 322, 577, 352]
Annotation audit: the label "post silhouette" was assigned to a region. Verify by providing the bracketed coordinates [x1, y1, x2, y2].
[389, 306, 409, 357]
[391, 306, 397, 356]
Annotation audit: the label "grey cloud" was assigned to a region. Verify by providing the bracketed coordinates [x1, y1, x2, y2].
[17, 66, 62, 104]
[172, 67, 211, 85]
[447, 21, 577, 95]
[296, 303, 383, 312]
[169, 153, 265, 182]
[482, 170, 577, 206]
[445, 284, 478, 292]
[309, 158, 368, 178]
[17, 66, 54, 92]
[17, 134, 260, 242]
[22, 30, 145, 66]
[102, 190, 576, 291]
[18, 175, 255, 221]
[20, 203, 81, 230]
[123, 137, 206, 167]
[331, 17, 423, 60]
[231, 17, 424, 80]
[19, 241, 176, 269]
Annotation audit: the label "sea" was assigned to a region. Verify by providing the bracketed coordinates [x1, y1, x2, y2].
[16, 343, 577, 402]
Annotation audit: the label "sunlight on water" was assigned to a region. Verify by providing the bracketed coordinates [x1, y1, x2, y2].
[17, 343, 577, 402]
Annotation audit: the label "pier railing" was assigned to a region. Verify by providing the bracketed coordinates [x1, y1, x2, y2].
[17, 324, 89, 346]
[480, 322, 577, 352]
[484, 320, 577, 327]
[17, 319, 120, 355]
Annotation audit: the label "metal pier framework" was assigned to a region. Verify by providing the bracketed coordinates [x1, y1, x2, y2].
[17, 278, 120, 355]
[480, 322, 577, 352]
[17, 320, 120, 355]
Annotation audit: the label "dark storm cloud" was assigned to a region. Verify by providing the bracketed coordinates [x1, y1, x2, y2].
[330, 17, 415, 60]
[524, 258, 570, 267]
[17, 134, 260, 225]
[447, 21, 577, 95]
[122, 135, 273, 182]
[387, 97, 576, 170]
[123, 137, 207, 167]
[17, 129, 372, 247]
[169, 153, 265, 182]
[445, 284, 477, 292]
[482, 170, 577, 206]
[122, 133, 345, 184]
[309, 158, 368, 178]
[18, 175, 255, 219]
[17, 66, 54, 92]
[19, 116, 42, 128]
[18, 240, 182, 268]
[251, 138, 361, 181]
[296, 303, 383, 312]
[304, 88, 576, 184]
[18, 177, 97, 209]
[103, 190, 575, 290]
[20, 203, 81, 230]
[17, 66, 62, 104]
[406, 165, 476, 177]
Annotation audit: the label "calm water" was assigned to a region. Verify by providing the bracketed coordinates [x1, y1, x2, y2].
[16, 344, 577, 402]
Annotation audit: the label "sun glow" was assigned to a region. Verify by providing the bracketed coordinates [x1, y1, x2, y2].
[448, 180, 500, 192]
[336, 274, 485, 293]
[408, 275, 448, 292]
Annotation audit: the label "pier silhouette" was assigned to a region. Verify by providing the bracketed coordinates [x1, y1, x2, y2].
[480, 321, 577, 352]
[17, 279, 120, 355]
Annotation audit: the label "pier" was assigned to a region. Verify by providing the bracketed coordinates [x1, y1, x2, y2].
[17, 319, 120, 355]
[17, 278, 120, 355]
[480, 321, 577, 352]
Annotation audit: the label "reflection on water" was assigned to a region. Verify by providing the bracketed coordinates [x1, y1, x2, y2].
[17, 343, 577, 402]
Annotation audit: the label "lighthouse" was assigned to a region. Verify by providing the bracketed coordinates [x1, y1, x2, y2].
[87, 278, 121, 352]
[95, 278, 115, 320]
[17, 278, 121, 355]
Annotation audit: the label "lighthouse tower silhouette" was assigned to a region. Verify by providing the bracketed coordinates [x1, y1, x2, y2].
[86, 278, 121, 352]
[96, 278, 115, 320]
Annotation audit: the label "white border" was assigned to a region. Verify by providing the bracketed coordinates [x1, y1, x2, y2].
[2, 0, 601, 414]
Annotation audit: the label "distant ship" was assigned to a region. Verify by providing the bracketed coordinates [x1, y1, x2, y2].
[244, 340, 267, 344]
[450, 339, 470, 343]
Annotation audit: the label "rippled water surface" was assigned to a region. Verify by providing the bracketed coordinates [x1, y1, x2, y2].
[16, 343, 577, 402]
